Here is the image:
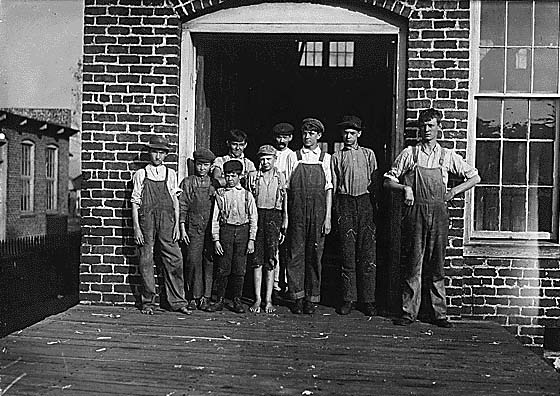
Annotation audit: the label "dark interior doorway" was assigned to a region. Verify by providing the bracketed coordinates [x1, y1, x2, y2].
[193, 33, 398, 310]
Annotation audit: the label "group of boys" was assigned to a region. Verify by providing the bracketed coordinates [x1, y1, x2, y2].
[132, 109, 480, 328]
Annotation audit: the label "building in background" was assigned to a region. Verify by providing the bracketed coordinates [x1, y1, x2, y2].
[0, 109, 77, 239]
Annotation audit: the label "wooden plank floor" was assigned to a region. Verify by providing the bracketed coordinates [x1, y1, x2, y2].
[0, 303, 558, 395]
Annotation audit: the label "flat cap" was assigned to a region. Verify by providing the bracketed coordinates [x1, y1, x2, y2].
[257, 144, 277, 157]
[223, 159, 243, 174]
[193, 148, 216, 163]
[301, 118, 324, 133]
[147, 135, 170, 152]
[337, 115, 362, 131]
[272, 122, 294, 136]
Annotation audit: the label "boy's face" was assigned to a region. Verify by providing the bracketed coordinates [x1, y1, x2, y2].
[259, 154, 276, 172]
[341, 128, 361, 147]
[224, 171, 241, 188]
[421, 117, 441, 143]
[302, 129, 321, 149]
[149, 149, 167, 166]
[227, 140, 247, 158]
[274, 134, 292, 150]
[194, 160, 211, 177]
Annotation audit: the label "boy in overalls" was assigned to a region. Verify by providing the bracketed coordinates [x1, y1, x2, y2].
[285, 118, 332, 314]
[247, 145, 288, 313]
[384, 108, 480, 327]
[206, 160, 258, 313]
[131, 135, 191, 315]
[212, 129, 256, 188]
[179, 148, 216, 311]
[331, 116, 378, 316]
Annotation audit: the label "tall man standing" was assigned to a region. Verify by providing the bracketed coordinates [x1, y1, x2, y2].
[384, 108, 480, 328]
[331, 116, 378, 316]
[285, 118, 332, 314]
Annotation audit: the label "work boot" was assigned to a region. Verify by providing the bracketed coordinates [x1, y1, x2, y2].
[291, 298, 304, 314]
[393, 317, 414, 326]
[231, 297, 246, 314]
[362, 303, 377, 317]
[205, 298, 224, 312]
[198, 296, 211, 311]
[303, 300, 316, 314]
[187, 300, 197, 311]
[337, 301, 354, 315]
[433, 318, 453, 328]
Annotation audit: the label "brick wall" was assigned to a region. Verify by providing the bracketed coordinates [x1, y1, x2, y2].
[5, 129, 70, 238]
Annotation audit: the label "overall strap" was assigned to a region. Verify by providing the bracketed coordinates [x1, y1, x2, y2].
[439, 147, 446, 167]
[412, 146, 419, 164]
[164, 166, 168, 183]
[318, 150, 326, 162]
[245, 188, 250, 216]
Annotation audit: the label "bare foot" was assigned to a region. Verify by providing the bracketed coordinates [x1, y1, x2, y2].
[141, 307, 154, 315]
[264, 302, 275, 314]
[249, 300, 261, 313]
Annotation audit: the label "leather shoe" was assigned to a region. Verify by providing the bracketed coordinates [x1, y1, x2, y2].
[362, 303, 377, 317]
[231, 297, 246, 314]
[291, 298, 303, 314]
[393, 317, 414, 326]
[433, 319, 453, 328]
[337, 301, 354, 315]
[205, 298, 224, 312]
[198, 296, 211, 311]
[303, 300, 316, 314]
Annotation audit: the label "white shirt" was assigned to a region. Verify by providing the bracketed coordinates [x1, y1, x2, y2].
[275, 147, 293, 178]
[285, 147, 333, 190]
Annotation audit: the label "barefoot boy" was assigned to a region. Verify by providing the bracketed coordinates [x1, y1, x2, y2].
[248, 145, 288, 313]
[179, 148, 216, 311]
[206, 160, 258, 313]
[131, 135, 191, 315]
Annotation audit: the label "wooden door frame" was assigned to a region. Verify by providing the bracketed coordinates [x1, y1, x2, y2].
[178, 2, 407, 180]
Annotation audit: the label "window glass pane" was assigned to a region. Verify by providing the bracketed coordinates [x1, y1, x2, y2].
[481, 1, 505, 46]
[502, 141, 527, 185]
[528, 187, 553, 232]
[533, 48, 558, 93]
[476, 141, 501, 184]
[501, 187, 526, 231]
[507, 1, 533, 46]
[503, 99, 528, 138]
[476, 99, 501, 138]
[530, 100, 556, 139]
[474, 186, 499, 231]
[479, 48, 504, 92]
[529, 142, 554, 186]
[506, 48, 531, 92]
[535, 1, 559, 46]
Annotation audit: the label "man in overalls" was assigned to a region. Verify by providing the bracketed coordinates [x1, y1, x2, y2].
[131, 135, 191, 315]
[384, 108, 480, 327]
[285, 118, 332, 314]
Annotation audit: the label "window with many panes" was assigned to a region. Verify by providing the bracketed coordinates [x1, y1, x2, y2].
[21, 141, 34, 212]
[46, 145, 58, 211]
[472, 0, 559, 240]
[299, 41, 354, 68]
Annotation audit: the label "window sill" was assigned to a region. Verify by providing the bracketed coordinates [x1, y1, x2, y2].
[464, 239, 560, 259]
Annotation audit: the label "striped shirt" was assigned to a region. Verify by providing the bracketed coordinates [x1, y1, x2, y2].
[331, 145, 377, 196]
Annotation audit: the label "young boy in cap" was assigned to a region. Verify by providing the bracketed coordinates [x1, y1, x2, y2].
[179, 148, 216, 311]
[331, 116, 378, 316]
[247, 144, 288, 313]
[285, 118, 333, 314]
[271, 122, 294, 298]
[212, 129, 256, 188]
[131, 135, 191, 315]
[206, 159, 258, 313]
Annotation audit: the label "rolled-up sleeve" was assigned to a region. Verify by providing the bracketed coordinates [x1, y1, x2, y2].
[448, 151, 479, 180]
[383, 147, 413, 183]
[211, 198, 221, 241]
[131, 169, 145, 206]
[322, 153, 333, 190]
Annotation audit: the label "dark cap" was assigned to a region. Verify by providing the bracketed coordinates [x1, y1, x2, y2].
[337, 115, 362, 131]
[272, 122, 294, 136]
[223, 159, 243, 174]
[193, 148, 216, 163]
[257, 144, 277, 157]
[147, 135, 170, 152]
[301, 118, 324, 133]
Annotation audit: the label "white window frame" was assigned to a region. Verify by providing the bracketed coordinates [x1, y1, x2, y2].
[21, 140, 35, 212]
[46, 144, 58, 211]
[468, 0, 560, 242]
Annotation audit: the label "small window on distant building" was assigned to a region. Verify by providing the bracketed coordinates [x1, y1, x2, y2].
[329, 41, 354, 67]
[46, 145, 58, 211]
[299, 41, 323, 67]
[21, 141, 35, 212]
